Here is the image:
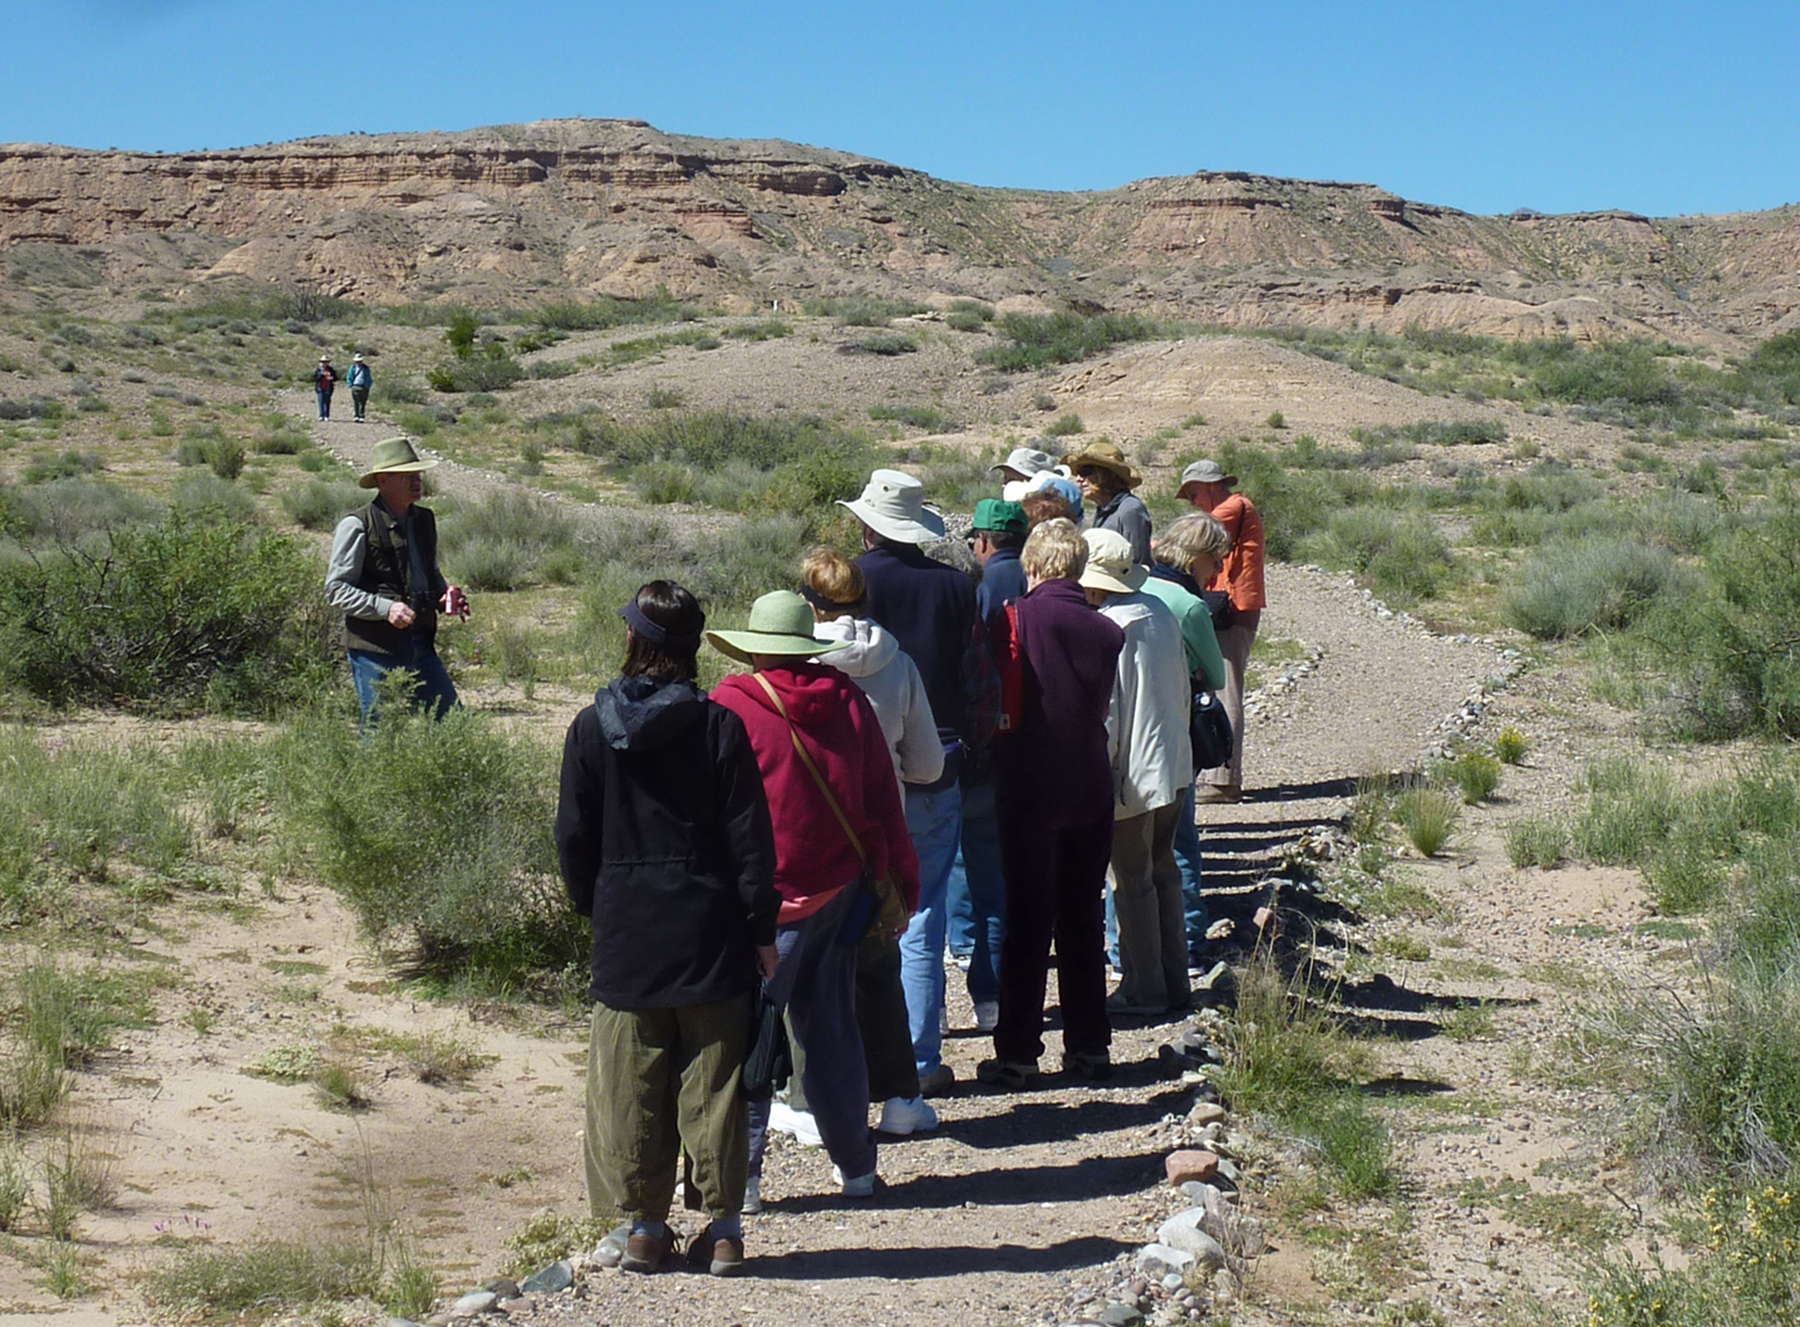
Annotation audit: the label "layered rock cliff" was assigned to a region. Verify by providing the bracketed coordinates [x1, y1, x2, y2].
[3, 118, 1797, 341]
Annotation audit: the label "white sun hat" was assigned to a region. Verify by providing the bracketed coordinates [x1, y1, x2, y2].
[838, 468, 945, 544]
[1078, 527, 1148, 595]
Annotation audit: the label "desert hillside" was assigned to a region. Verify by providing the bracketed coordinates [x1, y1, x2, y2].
[5, 118, 1800, 342]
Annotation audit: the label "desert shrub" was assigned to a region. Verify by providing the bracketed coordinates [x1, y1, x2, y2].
[429, 349, 523, 393]
[526, 359, 578, 380]
[647, 386, 684, 409]
[1291, 1093, 1398, 1200]
[533, 294, 697, 331]
[0, 479, 158, 543]
[148, 1240, 380, 1314]
[437, 489, 582, 590]
[1298, 508, 1455, 604]
[280, 479, 365, 531]
[868, 404, 959, 432]
[274, 704, 584, 990]
[1044, 413, 1085, 437]
[1444, 751, 1502, 804]
[0, 514, 333, 712]
[0, 398, 66, 422]
[1394, 787, 1459, 856]
[1503, 538, 1688, 639]
[980, 309, 1164, 371]
[253, 421, 309, 455]
[1494, 726, 1529, 764]
[1505, 815, 1568, 869]
[1351, 418, 1507, 448]
[804, 294, 927, 326]
[170, 471, 257, 523]
[22, 450, 100, 484]
[1573, 758, 1681, 865]
[841, 333, 916, 356]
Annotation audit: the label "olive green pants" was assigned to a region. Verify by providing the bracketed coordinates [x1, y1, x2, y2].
[583, 994, 750, 1225]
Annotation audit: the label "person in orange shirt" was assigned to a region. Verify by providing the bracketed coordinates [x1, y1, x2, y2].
[1177, 460, 1265, 803]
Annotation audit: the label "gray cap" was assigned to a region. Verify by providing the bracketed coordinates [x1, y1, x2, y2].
[992, 446, 1058, 478]
[1177, 459, 1237, 495]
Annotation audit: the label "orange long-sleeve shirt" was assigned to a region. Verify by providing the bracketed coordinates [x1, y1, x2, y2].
[1204, 492, 1267, 612]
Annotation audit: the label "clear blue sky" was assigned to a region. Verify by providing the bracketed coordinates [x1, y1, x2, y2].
[3, 0, 1791, 219]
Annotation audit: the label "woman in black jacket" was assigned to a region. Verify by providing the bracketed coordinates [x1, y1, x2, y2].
[554, 581, 779, 1277]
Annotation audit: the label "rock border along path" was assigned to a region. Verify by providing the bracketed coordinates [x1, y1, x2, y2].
[287, 392, 1525, 1326]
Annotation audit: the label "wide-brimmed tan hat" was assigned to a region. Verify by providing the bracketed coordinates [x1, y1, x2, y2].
[1078, 528, 1147, 595]
[358, 436, 439, 489]
[1063, 441, 1142, 490]
[1176, 458, 1238, 499]
[837, 468, 945, 544]
[705, 591, 850, 665]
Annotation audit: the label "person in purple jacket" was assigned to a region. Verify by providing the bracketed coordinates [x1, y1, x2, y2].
[978, 518, 1126, 1089]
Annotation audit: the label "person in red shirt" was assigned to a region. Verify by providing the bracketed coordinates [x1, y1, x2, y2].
[1177, 460, 1266, 803]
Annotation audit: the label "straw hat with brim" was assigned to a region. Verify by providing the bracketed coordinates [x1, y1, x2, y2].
[358, 436, 439, 489]
[837, 468, 945, 544]
[1079, 528, 1147, 595]
[1062, 442, 1142, 490]
[1176, 458, 1238, 498]
[706, 591, 851, 665]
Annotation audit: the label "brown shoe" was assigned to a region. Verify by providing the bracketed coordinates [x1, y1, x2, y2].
[1194, 786, 1242, 805]
[620, 1226, 675, 1275]
[687, 1224, 746, 1277]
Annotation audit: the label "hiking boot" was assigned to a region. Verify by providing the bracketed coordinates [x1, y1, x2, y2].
[619, 1226, 675, 1275]
[687, 1225, 746, 1277]
[918, 1064, 956, 1098]
[835, 1166, 878, 1199]
[740, 1176, 762, 1215]
[975, 1058, 1039, 1091]
[972, 1000, 1000, 1032]
[1063, 1048, 1113, 1081]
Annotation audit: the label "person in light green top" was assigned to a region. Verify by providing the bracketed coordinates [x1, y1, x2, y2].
[1139, 510, 1232, 962]
[1141, 512, 1229, 692]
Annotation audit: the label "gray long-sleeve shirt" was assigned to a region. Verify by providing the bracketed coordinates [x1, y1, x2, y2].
[324, 506, 436, 621]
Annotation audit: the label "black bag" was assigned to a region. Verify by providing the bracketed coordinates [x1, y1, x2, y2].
[741, 982, 791, 1101]
[1200, 589, 1238, 632]
[1190, 690, 1234, 774]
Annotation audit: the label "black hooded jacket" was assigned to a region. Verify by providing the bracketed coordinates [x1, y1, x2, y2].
[555, 675, 778, 1009]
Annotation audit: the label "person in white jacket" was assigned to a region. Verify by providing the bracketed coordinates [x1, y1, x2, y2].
[1079, 529, 1194, 1016]
[766, 550, 943, 1141]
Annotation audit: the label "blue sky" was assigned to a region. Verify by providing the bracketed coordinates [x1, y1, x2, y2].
[2, 0, 1790, 218]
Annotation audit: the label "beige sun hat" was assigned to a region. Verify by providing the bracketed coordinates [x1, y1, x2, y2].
[357, 436, 439, 489]
[1078, 528, 1148, 595]
[837, 468, 945, 544]
[705, 591, 850, 665]
[991, 446, 1058, 480]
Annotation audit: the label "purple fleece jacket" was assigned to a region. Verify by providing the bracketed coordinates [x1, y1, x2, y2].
[994, 577, 1124, 818]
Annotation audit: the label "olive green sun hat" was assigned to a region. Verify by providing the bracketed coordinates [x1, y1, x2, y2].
[705, 591, 850, 665]
[357, 436, 439, 489]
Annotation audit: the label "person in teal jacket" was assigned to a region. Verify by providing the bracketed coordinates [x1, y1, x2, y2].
[1143, 512, 1232, 961]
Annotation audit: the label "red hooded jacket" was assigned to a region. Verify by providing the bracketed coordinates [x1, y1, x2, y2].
[712, 662, 920, 924]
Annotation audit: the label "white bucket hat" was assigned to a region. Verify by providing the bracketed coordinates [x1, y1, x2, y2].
[1078, 528, 1147, 595]
[992, 446, 1058, 479]
[838, 468, 945, 544]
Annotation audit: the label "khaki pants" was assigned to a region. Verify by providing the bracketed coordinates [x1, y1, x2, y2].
[583, 994, 750, 1224]
[1204, 610, 1260, 792]
[1109, 802, 1189, 1010]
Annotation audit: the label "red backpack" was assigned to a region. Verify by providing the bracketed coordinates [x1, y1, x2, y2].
[992, 603, 1025, 735]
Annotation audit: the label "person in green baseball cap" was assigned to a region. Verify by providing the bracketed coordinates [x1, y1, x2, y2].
[324, 436, 470, 723]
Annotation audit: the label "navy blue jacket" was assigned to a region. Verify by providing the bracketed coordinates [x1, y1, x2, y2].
[976, 548, 1028, 624]
[857, 542, 977, 741]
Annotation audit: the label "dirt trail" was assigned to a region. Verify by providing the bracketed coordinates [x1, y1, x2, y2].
[19, 401, 1623, 1327]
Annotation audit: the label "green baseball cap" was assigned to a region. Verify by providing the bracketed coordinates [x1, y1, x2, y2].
[972, 498, 1028, 534]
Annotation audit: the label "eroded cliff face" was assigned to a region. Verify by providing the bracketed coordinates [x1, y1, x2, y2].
[3, 118, 1797, 339]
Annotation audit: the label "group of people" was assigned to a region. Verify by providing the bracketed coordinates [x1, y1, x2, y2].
[313, 352, 373, 422]
[542, 443, 1266, 1277]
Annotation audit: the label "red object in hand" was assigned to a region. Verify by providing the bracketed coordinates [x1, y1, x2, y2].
[441, 585, 470, 620]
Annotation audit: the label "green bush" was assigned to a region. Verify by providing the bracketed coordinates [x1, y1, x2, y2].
[533, 295, 698, 331]
[24, 451, 102, 484]
[170, 471, 256, 523]
[1044, 413, 1085, 437]
[0, 479, 158, 542]
[1298, 508, 1454, 604]
[1505, 815, 1568, 869]
[437, 489, 582, 590]
[1444, 751, 1502, 803]
[1394, 787, 1459, 856]
[0, 514, 334, 712]
[280, 479, 365, 531]
[980, 310, 1165, 372]
[274, 705, 584, 990]
[804, 295, 926, 326]
[429, 349, 524, 393]
[868, 404, 959, 432]
[842, 333, 917, 356]
[1503, 538, 1688, 639]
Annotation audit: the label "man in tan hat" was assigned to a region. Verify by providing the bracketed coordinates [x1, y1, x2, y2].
[347, 353, 373, 423]
[1176, 459, 1264, 803]
[324, 436, 469, 722]
[1064, 442, 1152, 564]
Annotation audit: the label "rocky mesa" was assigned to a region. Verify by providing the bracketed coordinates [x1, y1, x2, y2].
[4, 117, 1800, 343]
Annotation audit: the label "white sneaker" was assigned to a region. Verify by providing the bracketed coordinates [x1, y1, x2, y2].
[768, 1100, 823, 1147]
[831, 1165, 877, 1198]
[740, 1176, 762, 1214]
[939, 1007, 949, 1036]
[973, 1000, 1000, 1032]
[876, 1094, 939, 1135]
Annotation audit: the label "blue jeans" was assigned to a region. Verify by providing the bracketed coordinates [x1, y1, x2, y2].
[949, 779, 1006, 1004]
[899, 783, 962, 1077]
[947, 858, 974, 958]
[347, 642, 459, 726]
[316, 387, 332, 419]
[1173, 782, 1208, 960]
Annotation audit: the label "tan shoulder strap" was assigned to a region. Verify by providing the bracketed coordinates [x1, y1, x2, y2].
[751, 671, 869, 867]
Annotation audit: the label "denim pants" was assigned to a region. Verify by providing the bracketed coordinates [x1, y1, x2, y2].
[948, 779, 1006, 1005]
[746, 885, 876, 1184]
[316, 387, 332, 419]
[347, 642, 459, 725]
[900, 782, 962, 1077]
[1172, 781, 1208, 959]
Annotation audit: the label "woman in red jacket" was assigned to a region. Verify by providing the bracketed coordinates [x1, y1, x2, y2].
[708, 591, 921, 1210]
